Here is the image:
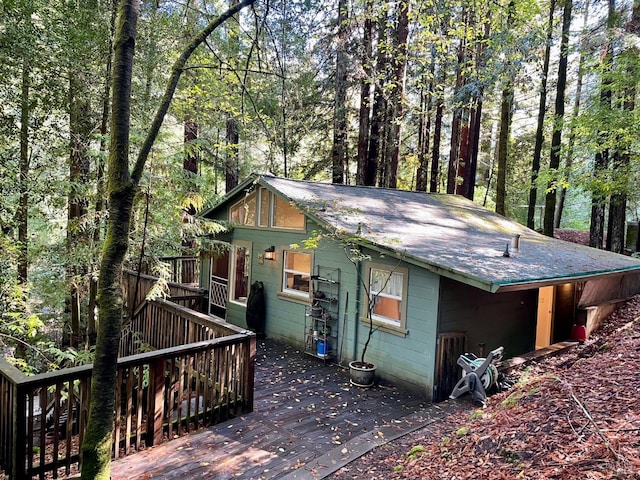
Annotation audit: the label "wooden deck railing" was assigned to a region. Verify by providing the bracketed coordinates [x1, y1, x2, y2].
[119, 298, 242, 357]
[124, 269, 207, 317]
[159, 256, 199, 285]
[1, 298, 254, 479]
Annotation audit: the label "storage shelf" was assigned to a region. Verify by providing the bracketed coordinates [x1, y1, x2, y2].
[304, 266, 340, 363]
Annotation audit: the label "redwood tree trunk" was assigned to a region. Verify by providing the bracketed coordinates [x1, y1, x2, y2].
[555, 0, 587, 229]
[67, 71, 93, 347]
[495, 84, 512, 216]
[331, 0, 348, 184]
[527, 0, 556, 229]
[415, 74, 433, 192]
[606, 2, 637, 252]
[430, 66, 445, 193]
[589, 0, 614, 249]
[225, 117, 239, 192]
[543, 0, 572, 237]
[356, 0, 373, 185]
[365, 10, 388, 187]
[385, 0, 409, 189]
[447, 7, 468, 194]
[225, 0, 240, 191]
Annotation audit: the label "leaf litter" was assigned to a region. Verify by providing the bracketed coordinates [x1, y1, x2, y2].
[330, 294, 640, 480]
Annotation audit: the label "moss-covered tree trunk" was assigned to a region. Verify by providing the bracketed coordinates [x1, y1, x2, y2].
[81, 1, 256, 477]
[80, 0, 138, 477]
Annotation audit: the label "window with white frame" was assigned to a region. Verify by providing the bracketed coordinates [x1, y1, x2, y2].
[282, 251, 311, 298]
[367, 264, 408, 330]
[230, 242, 251, 304]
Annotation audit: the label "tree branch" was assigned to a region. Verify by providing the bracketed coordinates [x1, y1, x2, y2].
[131, 0, 257, 185]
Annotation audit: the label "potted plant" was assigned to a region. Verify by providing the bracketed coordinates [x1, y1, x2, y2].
[296, 231, 401, 388]
[344, 244, 402, 388]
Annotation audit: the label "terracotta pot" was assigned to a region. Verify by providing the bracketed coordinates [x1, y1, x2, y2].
[349, 361, 376, 388]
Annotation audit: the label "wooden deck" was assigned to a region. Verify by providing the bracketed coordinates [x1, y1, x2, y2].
[110, 339, 435, 480]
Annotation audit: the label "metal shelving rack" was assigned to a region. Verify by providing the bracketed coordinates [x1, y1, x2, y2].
[304, 266, 340, 362]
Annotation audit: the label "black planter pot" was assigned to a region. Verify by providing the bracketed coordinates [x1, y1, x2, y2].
[349, 361, 376, 388]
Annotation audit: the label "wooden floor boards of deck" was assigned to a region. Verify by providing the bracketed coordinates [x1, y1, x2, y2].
[110, 339, 434, 480]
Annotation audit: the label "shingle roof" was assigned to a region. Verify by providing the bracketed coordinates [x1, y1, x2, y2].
[207, 174, 640, 293]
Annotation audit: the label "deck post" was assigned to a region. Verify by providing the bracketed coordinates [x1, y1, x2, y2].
[245, 335, 256, 413]
[147, 358, 166, 447]
[12, 383, 26, 480]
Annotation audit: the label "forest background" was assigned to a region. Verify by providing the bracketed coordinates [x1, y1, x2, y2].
[0, 0, 639, 474]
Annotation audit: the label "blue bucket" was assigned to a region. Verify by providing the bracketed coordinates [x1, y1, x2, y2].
[317, 339, 329, 357]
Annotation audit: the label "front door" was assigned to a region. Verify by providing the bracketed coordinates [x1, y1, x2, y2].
[209, 251, 230, 317]
[535, 286, 554, 349]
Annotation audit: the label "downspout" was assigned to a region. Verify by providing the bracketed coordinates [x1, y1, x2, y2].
[352, 259, 363, 361]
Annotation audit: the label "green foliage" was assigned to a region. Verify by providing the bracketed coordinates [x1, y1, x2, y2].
[406, 445, 425, 459]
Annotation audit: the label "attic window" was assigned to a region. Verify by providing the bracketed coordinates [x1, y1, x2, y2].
[231, 187, 304, 230]
[230, 192, 257, 226]
[273, 195, 305, 229]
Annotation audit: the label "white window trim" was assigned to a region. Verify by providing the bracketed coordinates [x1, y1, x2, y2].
[281, 250, 312, 300]
[229, 241, 252, 307]
[363, 262, 408, 334]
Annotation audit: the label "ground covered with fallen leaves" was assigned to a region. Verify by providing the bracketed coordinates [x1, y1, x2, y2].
[330, 295, 640, 480]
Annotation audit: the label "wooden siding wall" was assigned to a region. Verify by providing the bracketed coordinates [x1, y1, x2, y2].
[206, 221, 441, 399]
[350, 253, 440, 397]
[222, 225, 318, 345]
[437, 277, 537, 360]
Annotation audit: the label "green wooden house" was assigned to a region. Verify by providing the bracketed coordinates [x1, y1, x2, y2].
[199, 174, 640, 401]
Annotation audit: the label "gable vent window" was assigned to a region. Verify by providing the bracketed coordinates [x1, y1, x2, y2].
[230, 188, 305, 230]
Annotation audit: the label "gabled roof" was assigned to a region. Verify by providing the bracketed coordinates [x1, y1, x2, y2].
[202, 174, 640, 293]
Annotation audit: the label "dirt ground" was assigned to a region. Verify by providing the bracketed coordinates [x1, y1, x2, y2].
[329, 295, 640, 480]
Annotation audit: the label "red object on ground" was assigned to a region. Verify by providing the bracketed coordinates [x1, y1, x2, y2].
[571, 323, 587, 343]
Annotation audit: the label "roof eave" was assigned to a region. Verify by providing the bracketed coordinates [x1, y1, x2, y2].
[492, 267, 640, 293]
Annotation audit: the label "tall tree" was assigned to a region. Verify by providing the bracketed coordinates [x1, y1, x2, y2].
[17, 54, 30, 284]
[606, 0, 638, 252]
[589, 0, 615, 249]
[543, 0, 572, 237]
[383, 0, 409, 188]
[356, 0, 374, 185]
[527, 0, 557, 228]
[66, 0, 105, 347]
[555, 0, 588, 228]
[364, 3, 389, 187]
[81, 1, 257, 477]
[225, 0, 241, 192]
[331, 0, 349, 184]
[415, 49, 435, 192]
[495, 0, 518, 216]
[447, 6, 468, 195]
